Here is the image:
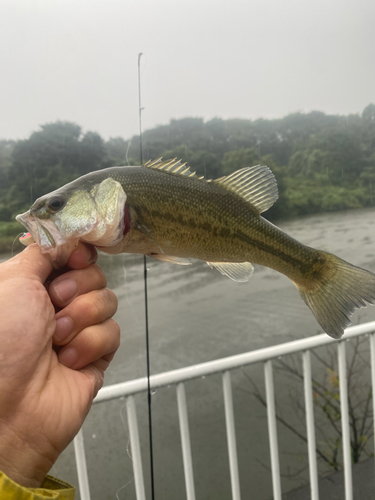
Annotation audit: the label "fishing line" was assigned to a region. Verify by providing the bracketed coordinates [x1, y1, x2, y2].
[138, 52, 156, 500]
[115, 402, 134, 499]
[12, 233, 24, 257]
[125, 138, 131, 166]
[116, 478, 134, 500]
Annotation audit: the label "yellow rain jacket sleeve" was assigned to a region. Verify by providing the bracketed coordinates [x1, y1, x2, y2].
[0, 471, 75, 500]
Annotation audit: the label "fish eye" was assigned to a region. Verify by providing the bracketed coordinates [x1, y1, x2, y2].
[47, 195, 66, 213]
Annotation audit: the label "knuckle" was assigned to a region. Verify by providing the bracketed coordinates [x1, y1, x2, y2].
[97, 318, 120, 347]
[88, 294, 105, 321]
[67, 287, 117, 331]
[74, 293, 95, 318]
[90, 264, 107, 288]
[92, 319, 120, 353]
[109, 320, 121, 350]
[105, 288, 118, 312]
[95, 288, 118, 317]
[113, 320, 121, 342]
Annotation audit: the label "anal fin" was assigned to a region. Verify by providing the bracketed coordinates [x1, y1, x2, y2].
[207, 261, 254, 282]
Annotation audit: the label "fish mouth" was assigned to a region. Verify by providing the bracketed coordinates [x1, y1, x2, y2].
[16, 211, 56, 250]
[16, 211, 79, 266]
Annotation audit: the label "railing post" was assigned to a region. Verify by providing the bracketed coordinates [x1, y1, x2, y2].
[369, 333, 375, 487]
[176, 383, 196, 500]
[126, 395, 146, 500]
[222, 371, 241, 500]
[73, 428, 91, 500]
[338, 341, 353, 500]
[264, 360, 282, 500]
[302, 350, 319, 500]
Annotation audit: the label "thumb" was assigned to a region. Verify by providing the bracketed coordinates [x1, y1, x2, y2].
[0, 244, 53, 284]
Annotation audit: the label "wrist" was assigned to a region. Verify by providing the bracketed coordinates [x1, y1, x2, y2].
[0, 419, 55, 487]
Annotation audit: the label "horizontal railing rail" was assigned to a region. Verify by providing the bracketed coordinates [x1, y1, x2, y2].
[74, 320, 375, 500]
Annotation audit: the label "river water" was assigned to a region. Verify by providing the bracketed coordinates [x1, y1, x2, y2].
[5, 208, 375, 499]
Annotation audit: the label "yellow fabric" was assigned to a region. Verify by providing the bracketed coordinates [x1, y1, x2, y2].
[0, 471, 75, 499]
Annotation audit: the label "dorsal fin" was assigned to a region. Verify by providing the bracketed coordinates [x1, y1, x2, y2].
[214, 165, 278, 214]
[144, 158, 198, 178]
[143, 159, 278, 213]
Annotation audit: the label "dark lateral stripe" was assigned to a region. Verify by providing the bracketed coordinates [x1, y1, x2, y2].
[234, 228, 313, 273]
[142, 207, 314, 274]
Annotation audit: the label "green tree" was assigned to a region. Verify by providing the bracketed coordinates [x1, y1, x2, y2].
[362, 103, 375, 124]
[78, 131, 107, 173]
[5, 122, 108, 218]
[2, 104, 375, 229]
[161, 144, 194, 163]
[189, 150, 221, 178]
[0, 139, 14, 172]
[222, 147, 260, 175]
[105, 137, 136, 166]
[289, 129, 364, 185]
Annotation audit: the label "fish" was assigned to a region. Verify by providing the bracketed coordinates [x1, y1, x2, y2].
[16, 158, 375, 339]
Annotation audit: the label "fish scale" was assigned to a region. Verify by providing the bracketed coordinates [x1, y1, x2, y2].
[16, 159, 375, 339]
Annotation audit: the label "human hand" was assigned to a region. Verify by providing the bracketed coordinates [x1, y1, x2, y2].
[0, 243, 120, 487]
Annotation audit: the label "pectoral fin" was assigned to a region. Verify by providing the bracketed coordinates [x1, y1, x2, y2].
[150, 254, 192, 265]
[207, 261, 254, 282]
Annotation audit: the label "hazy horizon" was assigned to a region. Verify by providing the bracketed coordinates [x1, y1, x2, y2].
[2, 104, 375, 144]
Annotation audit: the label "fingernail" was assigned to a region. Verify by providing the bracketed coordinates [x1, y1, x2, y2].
[51, 279, 78, 303]
[58, 347, 78, 368]
[54, 317, 74, 343]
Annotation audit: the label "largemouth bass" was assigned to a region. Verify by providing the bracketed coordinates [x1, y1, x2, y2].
[16, 158, 375, 339]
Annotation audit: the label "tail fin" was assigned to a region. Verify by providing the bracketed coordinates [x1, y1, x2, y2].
[297, 252, 375, 339]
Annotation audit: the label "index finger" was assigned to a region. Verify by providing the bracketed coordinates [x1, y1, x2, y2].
[0, 242, 98, 286]
[0, 244, 53, 284]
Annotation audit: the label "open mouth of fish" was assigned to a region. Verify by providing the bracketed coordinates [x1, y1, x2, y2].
[16, 211, 79, 265]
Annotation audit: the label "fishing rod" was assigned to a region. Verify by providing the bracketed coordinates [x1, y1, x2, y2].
[138, 52, 156, 500]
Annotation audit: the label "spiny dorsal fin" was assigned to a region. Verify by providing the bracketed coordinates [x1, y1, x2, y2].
[144, 158, 198, 178]
[214, 165, 278, 214]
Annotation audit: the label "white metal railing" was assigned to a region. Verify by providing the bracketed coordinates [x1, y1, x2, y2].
[73, 320, 375, 500]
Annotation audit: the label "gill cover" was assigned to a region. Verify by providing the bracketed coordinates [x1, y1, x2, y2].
[62, 177, 127, 247]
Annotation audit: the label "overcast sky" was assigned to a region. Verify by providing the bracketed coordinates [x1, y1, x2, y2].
[1, 0, 374, 141]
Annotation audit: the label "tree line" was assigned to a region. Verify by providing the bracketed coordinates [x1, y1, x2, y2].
[0, 104, 374, 231]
